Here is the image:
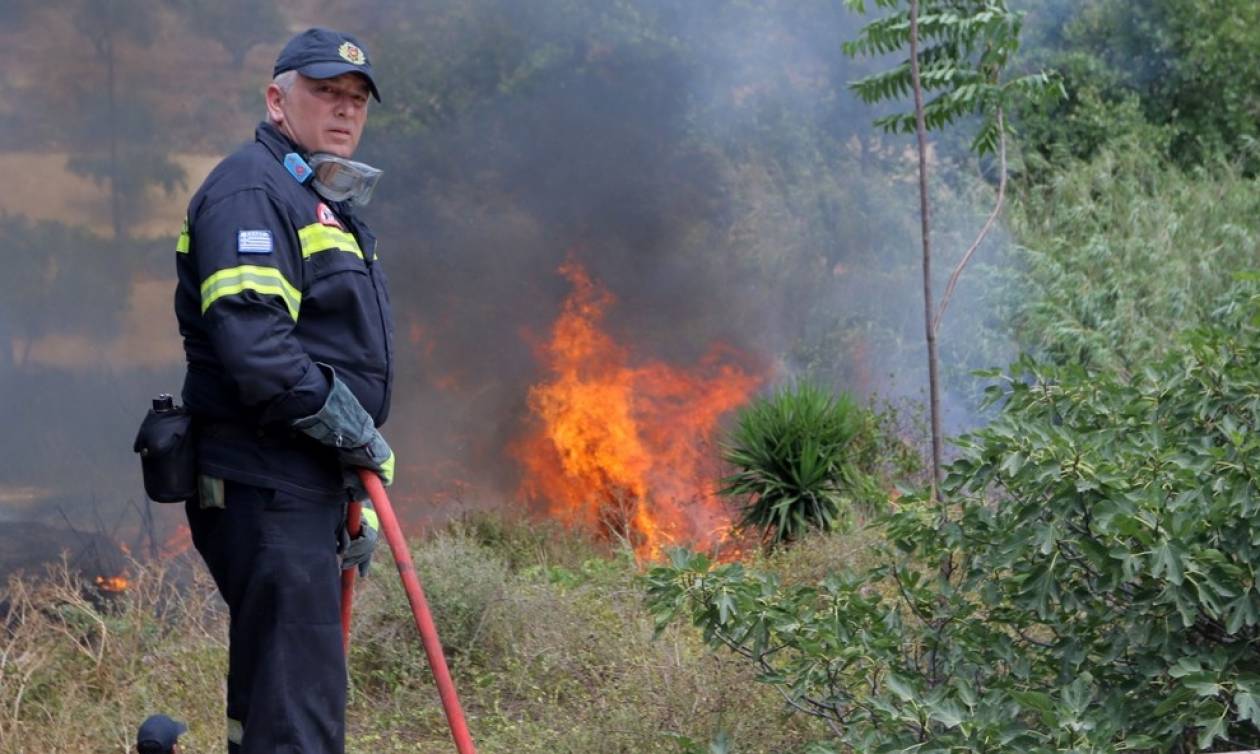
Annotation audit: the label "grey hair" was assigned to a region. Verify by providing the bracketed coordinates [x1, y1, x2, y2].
[273, 70, 298, 93]
[266, 71, 298, 122]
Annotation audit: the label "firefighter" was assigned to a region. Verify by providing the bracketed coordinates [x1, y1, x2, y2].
[174, 28, 393, 754]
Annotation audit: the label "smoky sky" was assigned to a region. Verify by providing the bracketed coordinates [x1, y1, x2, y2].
[0, 0, 1025, 553]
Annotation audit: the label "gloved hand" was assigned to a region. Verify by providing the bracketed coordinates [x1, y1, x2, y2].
[340, 430, 395, 487]
[292, 364, 395, 492]
[340, 503, 380, 577]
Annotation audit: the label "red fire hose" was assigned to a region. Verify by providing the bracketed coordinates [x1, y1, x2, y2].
[340, 500, 362, 651]
[341, 470, 478, 754]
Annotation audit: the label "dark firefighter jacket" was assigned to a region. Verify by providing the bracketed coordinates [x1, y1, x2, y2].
[175, 122, 394, 497]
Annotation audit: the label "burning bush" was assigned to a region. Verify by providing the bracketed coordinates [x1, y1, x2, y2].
[515, 260, 764, 560]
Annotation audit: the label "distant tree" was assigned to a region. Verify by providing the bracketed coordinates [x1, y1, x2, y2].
[172, 0, 286, 68]
[1017, 0, 1260, 170]
[842, 0, 1060, 498]
[66, 0, 186, 239]
[0, 215, 129, 371]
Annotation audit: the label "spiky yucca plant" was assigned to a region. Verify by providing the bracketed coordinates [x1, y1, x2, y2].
[720, 383, 879, 545]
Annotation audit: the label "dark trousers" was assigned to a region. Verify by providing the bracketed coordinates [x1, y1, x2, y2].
[186, 480, 346, 754]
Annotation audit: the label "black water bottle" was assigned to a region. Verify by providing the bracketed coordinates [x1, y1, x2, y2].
[134, 393, 197, 502]
[152, 393, 175, 414]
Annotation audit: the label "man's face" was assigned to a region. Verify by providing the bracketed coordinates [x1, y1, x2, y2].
[266, 73, 370, 158]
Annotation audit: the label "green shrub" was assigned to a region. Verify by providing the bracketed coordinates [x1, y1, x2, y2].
[1009, 142, 1260, 371]
[648, 282, 1260, 752]
[720, 383, 885, 545]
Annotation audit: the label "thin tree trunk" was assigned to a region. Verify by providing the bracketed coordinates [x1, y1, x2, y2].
[104, 19, 123, 241]
[907, 0, 944, 499]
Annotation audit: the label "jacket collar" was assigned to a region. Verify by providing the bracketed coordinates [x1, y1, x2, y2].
[256, 121, 302, 164]
[254, 121, 362, 221]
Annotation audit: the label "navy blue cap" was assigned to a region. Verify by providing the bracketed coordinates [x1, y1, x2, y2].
[136, 714, 186, 753]
[273, 28, 381, 102]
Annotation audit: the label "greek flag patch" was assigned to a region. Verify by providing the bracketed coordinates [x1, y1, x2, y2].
[237, 230, 273, 254]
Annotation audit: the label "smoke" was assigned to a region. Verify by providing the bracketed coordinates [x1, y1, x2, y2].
[0, 0, 1020, 557]
[351, 0, 1017, 509]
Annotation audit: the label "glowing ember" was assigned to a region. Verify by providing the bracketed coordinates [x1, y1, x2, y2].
[95, 574, 130, 593]
[515, 260, 763, 560]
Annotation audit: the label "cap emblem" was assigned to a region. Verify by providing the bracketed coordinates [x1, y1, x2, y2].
[338, 41, 366, 65]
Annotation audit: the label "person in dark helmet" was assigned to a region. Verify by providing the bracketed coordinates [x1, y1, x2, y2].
[173, 27, 393, 754]
[136, 714, 186, 754]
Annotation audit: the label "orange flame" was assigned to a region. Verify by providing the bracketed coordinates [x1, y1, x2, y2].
[515, 260, 763, 560]
[95, 574, 130, 592]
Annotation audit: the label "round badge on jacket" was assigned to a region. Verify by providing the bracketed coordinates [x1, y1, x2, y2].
[317, 202, 345, 229]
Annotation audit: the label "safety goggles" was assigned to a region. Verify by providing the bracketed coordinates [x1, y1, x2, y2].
[309, 154, 383, 207]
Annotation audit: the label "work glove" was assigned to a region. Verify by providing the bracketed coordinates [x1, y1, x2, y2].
[340, 503, 380, 577]
[292, 364, 396, 494]
[340, 431, 395, 487]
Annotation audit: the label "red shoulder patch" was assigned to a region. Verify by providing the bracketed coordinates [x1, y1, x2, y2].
[316, 202, 344, 229]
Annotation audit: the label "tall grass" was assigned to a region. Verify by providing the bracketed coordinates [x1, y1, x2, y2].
[1009, 140, 1260, 370]
[0, 513, 840, 754]
[0, 557, 227, 753]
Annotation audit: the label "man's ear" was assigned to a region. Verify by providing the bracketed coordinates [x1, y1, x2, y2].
[265, 83, 286, 126]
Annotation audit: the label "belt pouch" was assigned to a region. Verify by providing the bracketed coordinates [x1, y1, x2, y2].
[134, 403, 197, 502]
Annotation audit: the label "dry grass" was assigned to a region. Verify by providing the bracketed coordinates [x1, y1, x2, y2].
[0, 555, 227, 753]
[0, 513, 854, 754]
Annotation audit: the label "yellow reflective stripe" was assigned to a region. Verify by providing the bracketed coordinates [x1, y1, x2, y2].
[360, 506, 379, 531]
[176, 219, 190, 253]
[297, 223, 362, 260]
[200, 265, 301, 321]
[380, 451, 395, 485]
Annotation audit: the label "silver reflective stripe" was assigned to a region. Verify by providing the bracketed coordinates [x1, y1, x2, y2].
[227, 717, 244, 745]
